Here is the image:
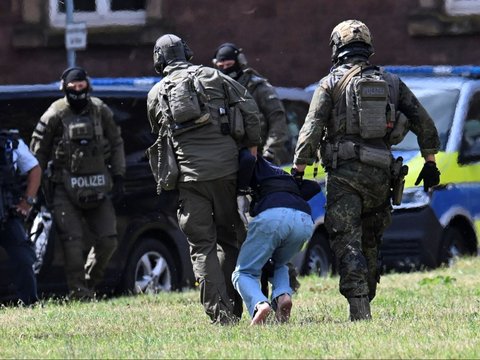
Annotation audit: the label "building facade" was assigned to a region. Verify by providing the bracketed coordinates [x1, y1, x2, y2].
[1, 0, 480, 87]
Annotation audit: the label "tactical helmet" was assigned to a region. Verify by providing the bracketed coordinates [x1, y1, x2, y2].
[153, 34, 193, 74]
[212, 43, 248, 80]
[60, 67, 91, 92]
[212, 43, 248, 67]
[329, 20, 374, 63]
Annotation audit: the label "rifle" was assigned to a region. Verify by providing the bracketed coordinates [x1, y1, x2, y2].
[391, 156, 409, 206]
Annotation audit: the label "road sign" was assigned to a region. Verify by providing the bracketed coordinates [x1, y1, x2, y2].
[65, 22, 87, 50]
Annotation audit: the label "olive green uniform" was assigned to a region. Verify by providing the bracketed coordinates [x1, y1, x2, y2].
[237, 68, 289, 165]
[148, 62, 261, 324]
[31, 97, 125, 297]
[294, 60, 440, 301]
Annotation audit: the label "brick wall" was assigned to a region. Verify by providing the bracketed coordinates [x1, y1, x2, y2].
[1, 0, 480, 87]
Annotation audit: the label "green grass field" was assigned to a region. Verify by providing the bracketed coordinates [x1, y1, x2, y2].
[1, 257, 479, 359]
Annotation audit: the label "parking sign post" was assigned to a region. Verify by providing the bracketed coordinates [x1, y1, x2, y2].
[65, 0, 88, 68]
[66, 23, 87, 51]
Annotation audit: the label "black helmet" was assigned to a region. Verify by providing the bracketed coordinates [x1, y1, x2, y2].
[212, 43, 247, 79]
[60, 67, 91, 112]
[329, 20, 374, 64]
[60, 66, 91, 92]
[153, 34, 193, 74]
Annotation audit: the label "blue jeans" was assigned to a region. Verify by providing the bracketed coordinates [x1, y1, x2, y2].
[232, 207, 314, 317]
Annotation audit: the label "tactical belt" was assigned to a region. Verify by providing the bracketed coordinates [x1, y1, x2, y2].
[323, 140, 393, 170]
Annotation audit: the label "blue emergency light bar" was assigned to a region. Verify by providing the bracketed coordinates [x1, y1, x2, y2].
[51, 77, 162, 88]
[383, 65, 480, 77]
[89, 77, 161, 86]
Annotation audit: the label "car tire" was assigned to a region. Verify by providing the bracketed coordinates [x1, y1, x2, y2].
[439, 226, 476, 265]
[123, 238, 178, 294]
[438, 226, 464, 267]
[301, 231, 333, 277]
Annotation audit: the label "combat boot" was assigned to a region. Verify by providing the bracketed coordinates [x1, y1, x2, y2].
[348, 296, 372, 321]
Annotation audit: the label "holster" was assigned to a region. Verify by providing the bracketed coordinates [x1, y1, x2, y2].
[390, 157, 408, 205]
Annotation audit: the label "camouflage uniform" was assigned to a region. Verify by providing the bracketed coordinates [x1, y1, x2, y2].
[31, 97, 125, 298]
[147, 61, 261, 324]
[237, 69, 289, 165]
[294, 59, 440, 302]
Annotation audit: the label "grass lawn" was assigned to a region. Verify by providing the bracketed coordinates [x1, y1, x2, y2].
[1, 257, 479, 359]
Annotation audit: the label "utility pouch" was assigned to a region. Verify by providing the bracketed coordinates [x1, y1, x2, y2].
[171, 113, 211, 136]
[68, 122, 94, 141]
[228, 106, 245, 140]
[222, 82, 246, 141]
[168, 76, 202, 123]
[388, 112, 409, 145]
[358, 146, 392, 170]
[69, 143, 105, 174]
[357, 79, 389, 139]
[146, 134, 179, 194]
[218, 107, 231, 135]
[63, 169, 111, 209]
[64, 118, 105, 175]
[322, 141, 358, 167]
[337, 141, 358, 160]
[343, 66, 390, 140]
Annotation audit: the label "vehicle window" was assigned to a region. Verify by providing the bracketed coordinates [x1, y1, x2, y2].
[283, 100, 309, 160]
[0, 97, 57, 143]
[459, 92, 480, 163]
[393, 88, 460, 151]
[101, 97, 154, 158]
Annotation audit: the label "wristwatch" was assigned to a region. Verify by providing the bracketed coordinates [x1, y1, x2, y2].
[24, 196, 38, 206]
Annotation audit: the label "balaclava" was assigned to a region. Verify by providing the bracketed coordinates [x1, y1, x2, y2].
[214, 44, 243, 80]
[63, 68, 90, 112]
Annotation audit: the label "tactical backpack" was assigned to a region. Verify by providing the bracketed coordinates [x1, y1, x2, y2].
[321, 65, 400, 170]
[163, 65, 211, 135]
[342, 65, 395, 139]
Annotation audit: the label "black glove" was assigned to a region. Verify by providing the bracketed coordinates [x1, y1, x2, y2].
[415, 161, 440, 192]
[290, 168, 304, 186]
[112, 175, 125, 205]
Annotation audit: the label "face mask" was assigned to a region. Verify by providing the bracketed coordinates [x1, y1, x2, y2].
[66, 88, 89, 112]
[219, 62, 243, 80]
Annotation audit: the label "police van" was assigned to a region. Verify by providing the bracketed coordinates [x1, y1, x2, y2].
[0, 77, 311, 301]
[297, 65, 480, 276]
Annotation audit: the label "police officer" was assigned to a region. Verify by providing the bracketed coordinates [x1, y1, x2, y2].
[213, 43, 289, 165]
[147, 34, 261, 324]
[30, 67, 126, 299]
[0, 129, 41, 305]
[292, 20, 441, 321]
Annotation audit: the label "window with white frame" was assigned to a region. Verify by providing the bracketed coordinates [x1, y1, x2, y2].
[49, 0, 147, 28]
[444, 0, 480, 15]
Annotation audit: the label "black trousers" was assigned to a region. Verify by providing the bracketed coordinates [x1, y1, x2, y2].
[0, 217, 38, 305]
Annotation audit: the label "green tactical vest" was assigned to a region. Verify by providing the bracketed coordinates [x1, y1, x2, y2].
[60, 110, 112, 208]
